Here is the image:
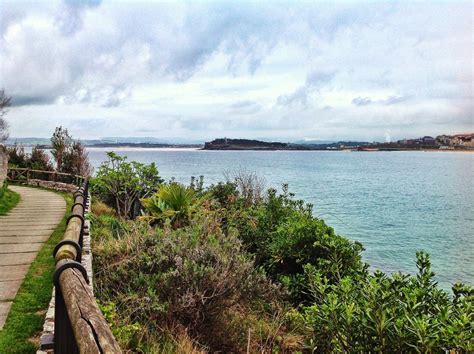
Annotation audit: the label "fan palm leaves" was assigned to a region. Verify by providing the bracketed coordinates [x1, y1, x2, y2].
[141, 182, 196, 227]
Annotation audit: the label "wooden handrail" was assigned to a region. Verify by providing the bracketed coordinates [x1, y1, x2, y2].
[52, 180, 121, 353]
[7, 167, 85, 186]
[8, 166, 83, 178]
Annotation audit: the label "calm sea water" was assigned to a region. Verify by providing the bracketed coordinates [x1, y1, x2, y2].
[86, 148, 474, 290]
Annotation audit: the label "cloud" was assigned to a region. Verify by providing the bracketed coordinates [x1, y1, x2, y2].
[228, 100, 262, 115]
[0, 1, 472, 141]
[55, 0, 102, 36]
[383, 95, 410, 105]
[352, 95, 410, 106]
[277, 71, 335, 107]
[11, 95, 57, 107]
[352, 97, 372, 106]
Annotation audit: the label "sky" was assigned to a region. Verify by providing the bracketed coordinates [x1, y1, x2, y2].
[0, 0, 472, 142]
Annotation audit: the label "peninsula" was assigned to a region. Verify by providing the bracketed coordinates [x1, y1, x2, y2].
[203, 138, 367, 150]
[203, 134, 474, 151]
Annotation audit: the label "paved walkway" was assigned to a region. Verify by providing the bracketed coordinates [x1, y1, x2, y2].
[0, 186, 65, 329]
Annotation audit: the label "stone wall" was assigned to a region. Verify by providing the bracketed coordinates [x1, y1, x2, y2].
[26, 179, 78, 193]
[0, 147, 7, 186]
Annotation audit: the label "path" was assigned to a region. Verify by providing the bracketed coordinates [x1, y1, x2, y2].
[0, 186, 65, 329]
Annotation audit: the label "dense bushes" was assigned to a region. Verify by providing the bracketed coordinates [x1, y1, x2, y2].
[91, 152, 162, 219]
[302, 252, 473, 352]
[92, 212, 291, 352]
[7, 127, 91, 177]
[213, 184, 365, 303]
[90, 164, 473, 352]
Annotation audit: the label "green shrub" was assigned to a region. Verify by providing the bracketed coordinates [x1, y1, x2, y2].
[7, 143, 28, 168]
[207, 181, 238, 208]
[91, 171, 473, 352]
[303, 252, 473, 352]
[92, 213, 281, 351]
[226, 184, 365, 302]
[141, 182, 196, 228]
[91, 152, 163, 218]
[0, 182, 20, 215]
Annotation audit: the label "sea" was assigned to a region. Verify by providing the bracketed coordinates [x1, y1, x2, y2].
[86, 148, 474, 290]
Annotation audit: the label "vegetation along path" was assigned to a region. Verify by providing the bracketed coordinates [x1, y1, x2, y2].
[0, 186, 65, 329]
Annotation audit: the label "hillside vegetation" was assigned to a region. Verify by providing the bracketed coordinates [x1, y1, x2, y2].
[89, 153, 473, 352]
[0, 182, 20, 215]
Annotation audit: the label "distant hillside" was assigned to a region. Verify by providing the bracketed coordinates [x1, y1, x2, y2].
[292, 139, 335, 145]
[204, 138, 288, 150]
[203, 138, 370, 150]
[6, 137, 203, 148]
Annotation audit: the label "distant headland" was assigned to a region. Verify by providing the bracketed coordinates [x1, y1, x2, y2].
[203, 134, 474, 151]
[202, 138, 367, 151]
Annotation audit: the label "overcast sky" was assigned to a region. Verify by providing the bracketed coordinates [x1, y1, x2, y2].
[0, 0, 472, 142]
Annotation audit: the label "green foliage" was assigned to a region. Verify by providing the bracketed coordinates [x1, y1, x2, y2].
[99, 301, 142, 349]
[91, 152, 163, 218]
[225, 184, 366, 302]
[8, 144, 53, 172]
[189, 175, 205, 195]
[51, 127, 91, 176]
[141, 182, 196, 228]
[303, 251, 473, 352]
[50, 126, 72, 171]
[93, 213, 279, 351]
[7, 143, 27, 168]
[8, 126, 91, 178]
[207, 181, 238, 207]
[0, 182, 20, 215]
[91, 170, 473, 352]
[29, 146, 53, 171]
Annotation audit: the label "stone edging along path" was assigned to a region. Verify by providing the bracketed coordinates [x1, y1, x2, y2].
[0, 185, 66, 329]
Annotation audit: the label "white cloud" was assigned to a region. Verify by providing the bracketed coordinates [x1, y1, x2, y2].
[0, 0, 472, 141]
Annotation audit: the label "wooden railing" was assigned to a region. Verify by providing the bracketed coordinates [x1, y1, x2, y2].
[8, 170, 121, 353]
[52, 180, 121, 353]
[7, 167, 85, 186]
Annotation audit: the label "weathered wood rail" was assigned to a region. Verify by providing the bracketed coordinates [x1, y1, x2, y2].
[7, 168, 121, 353]
[7, 167, 85, 186]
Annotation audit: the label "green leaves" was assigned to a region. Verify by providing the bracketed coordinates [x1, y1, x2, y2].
[141, 182, 196, 228]
[302, 252, 474, 352]
[91, 152, 163, 218]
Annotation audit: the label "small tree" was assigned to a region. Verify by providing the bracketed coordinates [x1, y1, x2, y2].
[7, 143, 27, 167]
[224, 167, 266, 206]
[50, 127, 92, 177]
[92, 152, 163, 218]
[62, 141, 92, 177]
[51, 126, 72, 171]
[0, 89, 12, 143]
[29, 146, 53, 171]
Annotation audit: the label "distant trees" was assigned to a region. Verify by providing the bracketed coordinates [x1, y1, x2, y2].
[51, 126, 72, 171]
[0, 89, 12, 143]
[8, 126, 92, 177]
[51, 126, 91, 176]
[29, 146, 53, 171]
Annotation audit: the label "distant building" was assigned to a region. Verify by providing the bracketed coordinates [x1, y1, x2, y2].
[452, 134, 474, 147]
[436, 135, 452, 145]
[420, 136, 436, 145]
[435, 134, 474, 147]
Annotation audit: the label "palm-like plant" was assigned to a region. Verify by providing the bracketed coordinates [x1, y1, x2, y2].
[141, 183, 196, 227]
